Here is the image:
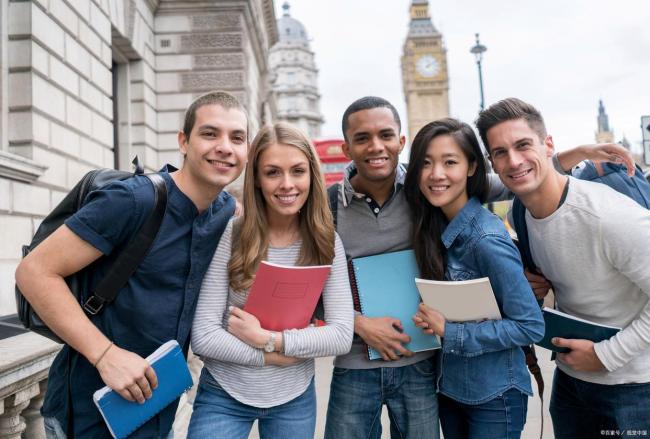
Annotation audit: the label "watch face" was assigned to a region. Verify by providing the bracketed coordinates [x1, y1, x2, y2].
[416, 55, 440, 78]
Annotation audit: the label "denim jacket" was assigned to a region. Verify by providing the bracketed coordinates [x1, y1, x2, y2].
[438, 197, 544, 405]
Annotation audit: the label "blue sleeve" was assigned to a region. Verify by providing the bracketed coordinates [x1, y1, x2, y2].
[64, 180, 148, 256]
[443, 233, 544, 357]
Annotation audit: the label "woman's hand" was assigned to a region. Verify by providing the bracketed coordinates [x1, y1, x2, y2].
[413, 303, 446, 337]
[228, 306, 268, 348]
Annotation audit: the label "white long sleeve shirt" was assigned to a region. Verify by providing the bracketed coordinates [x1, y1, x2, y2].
[527, 177, 650, 385]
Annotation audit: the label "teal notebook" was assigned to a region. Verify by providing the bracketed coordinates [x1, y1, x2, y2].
[352, 249, 441, 360]
[93, 340, 193, 439]
[537, 307, 621, 353]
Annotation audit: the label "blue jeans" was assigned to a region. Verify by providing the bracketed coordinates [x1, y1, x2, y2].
[187, 368, 316, 439]
[44, 417, 67, 439]
[438, 388, 528, 439]
[324, 357, 439, 439]
[550, 368, 650, 439]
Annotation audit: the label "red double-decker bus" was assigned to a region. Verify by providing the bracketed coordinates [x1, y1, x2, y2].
[313, 139, 350, 187]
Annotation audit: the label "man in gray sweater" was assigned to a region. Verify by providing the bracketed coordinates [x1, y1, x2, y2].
[477, 97, 650, 438]
[323, 96, 439, 439]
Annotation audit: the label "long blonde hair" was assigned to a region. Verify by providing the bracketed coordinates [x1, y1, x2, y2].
[228, 122, 335, 291]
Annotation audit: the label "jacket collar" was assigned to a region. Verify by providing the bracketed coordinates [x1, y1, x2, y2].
[339, 162, 406, 207]
[441, 197, 482, 249]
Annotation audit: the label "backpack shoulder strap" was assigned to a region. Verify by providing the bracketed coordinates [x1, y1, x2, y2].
[511, 196, 546, 437]
[82, 173, 168, 314]
[327, 183, 340, 228]
[511, 196, 535, 273]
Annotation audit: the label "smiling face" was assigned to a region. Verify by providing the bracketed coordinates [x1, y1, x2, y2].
[418, 134, 476, 220]
[486, 118, 554, 198]
[342, 107, 405, 187]
[178, 103, 248, 195]
[256, 143, 311, 222]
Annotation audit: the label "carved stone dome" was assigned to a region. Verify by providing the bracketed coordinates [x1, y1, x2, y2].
[277, 2, 309, 45]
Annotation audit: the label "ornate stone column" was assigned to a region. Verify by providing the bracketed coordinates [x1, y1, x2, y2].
[0, 333, 61, 439]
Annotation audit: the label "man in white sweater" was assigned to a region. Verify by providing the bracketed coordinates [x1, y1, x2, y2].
[476, 97, 650, 438]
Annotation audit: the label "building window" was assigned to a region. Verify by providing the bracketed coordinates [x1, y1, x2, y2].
[112, 47, 132, 171]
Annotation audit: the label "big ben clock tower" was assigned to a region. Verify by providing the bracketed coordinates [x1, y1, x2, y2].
[401, 0, 450, 143]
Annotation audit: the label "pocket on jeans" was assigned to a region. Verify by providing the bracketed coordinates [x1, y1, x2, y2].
[332, 366, 351, 376]
[412, 357, 436, 377]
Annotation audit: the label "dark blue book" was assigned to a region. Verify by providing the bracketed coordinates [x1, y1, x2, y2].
[352, 249, 441, 360]
[93, 340, 193, 439]
[537, 307, 621, 353]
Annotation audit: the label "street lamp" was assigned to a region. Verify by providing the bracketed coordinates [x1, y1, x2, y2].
[470, 33, 494, 211]
[470, 33, 487, 111]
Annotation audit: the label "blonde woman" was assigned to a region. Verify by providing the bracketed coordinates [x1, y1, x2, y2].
[188, 123, 354, 438]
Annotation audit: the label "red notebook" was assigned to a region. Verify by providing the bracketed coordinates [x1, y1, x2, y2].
[243, 261, 332, 331]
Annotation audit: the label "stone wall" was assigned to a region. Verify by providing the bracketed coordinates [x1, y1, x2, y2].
[0, 0, 278, 316]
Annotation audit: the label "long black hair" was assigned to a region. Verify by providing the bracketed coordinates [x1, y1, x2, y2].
[404, 118, 489, 280]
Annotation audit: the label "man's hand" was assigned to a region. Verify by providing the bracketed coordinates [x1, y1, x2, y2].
[559, 143, 635, 176]
[264, 352, 303, 366]
[95, 344, 158, 404]
[525, 269, 552, 300]
[413, 303, 445, 337]
[228, 306, 267, 348]
[553, 338, 606, 372]
[355, 315, 412, 361]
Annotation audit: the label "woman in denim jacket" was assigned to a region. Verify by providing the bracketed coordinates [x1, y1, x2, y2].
[403, 118, 544, 439]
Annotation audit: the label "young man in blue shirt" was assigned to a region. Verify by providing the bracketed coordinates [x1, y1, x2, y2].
[15, 91, 248, 438]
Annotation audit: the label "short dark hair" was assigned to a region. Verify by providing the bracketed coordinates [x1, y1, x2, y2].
[475, 97, 547, 152]
[341, 96, 401, 142]
[182, 91, 248, 139]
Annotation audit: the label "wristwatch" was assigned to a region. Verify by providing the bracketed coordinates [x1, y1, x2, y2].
[264, 331, 276, 353]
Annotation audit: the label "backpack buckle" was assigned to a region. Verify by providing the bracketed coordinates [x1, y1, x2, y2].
[83, 295, 105, 315]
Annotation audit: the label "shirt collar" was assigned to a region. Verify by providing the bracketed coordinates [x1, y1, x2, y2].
[339, 162, 406, 207]
[441, 197, 483, 249]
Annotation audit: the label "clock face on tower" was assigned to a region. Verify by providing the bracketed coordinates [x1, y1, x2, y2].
[416, 55, 440, 78]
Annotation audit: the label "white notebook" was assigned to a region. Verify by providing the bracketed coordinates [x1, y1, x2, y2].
[415, 277, 501, 322]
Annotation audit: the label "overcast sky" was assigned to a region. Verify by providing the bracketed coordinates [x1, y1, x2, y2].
[274, 0, 650, 157]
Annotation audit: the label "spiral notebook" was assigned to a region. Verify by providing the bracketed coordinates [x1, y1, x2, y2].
[93, 340, 193, 439]
[351, 249, 441, 360]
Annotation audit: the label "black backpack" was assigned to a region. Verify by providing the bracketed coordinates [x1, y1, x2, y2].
[15, 159, 167, 343]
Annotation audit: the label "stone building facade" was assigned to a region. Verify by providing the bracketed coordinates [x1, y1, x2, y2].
[0, 0, 278, 318]
[268, 2, 323, 139]
[0, 1, 279, 436]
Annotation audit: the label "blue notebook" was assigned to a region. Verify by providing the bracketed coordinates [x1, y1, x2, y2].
[352, 249, 441, 360]
[93, 340, 193, 439]
[537, 307, 621, 353]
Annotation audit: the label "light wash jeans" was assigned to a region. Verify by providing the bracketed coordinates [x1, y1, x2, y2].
[187, 368, 316, 439]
